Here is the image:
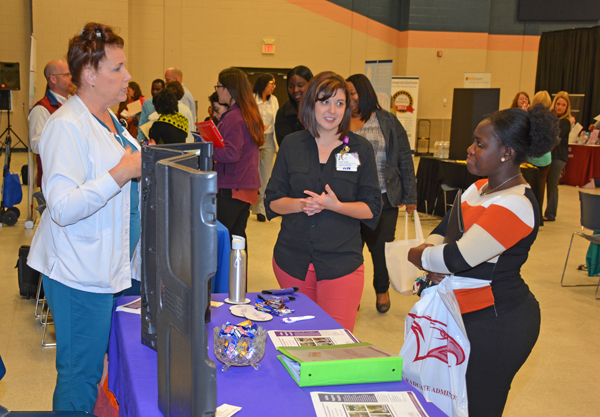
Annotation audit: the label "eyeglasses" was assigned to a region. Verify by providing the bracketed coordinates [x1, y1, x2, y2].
[52, 73, 71, 77]
[269, 81, 276, 86]
[214, 85, 225, 92]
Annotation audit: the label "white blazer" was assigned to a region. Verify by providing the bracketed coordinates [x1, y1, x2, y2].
[28, 95, 141, 294]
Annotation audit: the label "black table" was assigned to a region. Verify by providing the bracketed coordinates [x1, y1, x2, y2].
[416, 156, 542, 218]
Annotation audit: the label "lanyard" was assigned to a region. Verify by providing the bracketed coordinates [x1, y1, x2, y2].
[93, 113, 132, 150]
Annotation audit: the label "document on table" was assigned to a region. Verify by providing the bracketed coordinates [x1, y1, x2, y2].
[216, 404, 241, 417]
[311, 391, 429, 417]
[116, 297, 141, 314]
[268, 329, 359, 348]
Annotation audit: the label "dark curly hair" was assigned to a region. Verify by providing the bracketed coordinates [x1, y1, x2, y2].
[153, 89, 179, 115]
[485, 104, 559, 164]
[67, 22, 124, 88]
[165, 80, 184, 101]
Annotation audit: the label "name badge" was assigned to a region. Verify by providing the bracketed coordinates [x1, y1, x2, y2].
[336, 152, 361, 172]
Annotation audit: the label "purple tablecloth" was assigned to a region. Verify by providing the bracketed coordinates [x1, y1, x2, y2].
[108, 293, 447, 417]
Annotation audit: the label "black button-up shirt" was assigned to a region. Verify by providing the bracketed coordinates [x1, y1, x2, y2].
[265, 130, 382, 280]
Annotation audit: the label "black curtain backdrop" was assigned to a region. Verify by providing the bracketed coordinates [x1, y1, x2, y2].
[535, 26, 600, 127]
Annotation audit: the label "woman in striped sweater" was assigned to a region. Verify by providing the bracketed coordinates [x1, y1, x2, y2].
[408, 104, 559, 417]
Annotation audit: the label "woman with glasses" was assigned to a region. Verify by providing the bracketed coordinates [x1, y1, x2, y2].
[265, 72, 381, 332]
[213, 67, 264, 241]
[252, 73, 279, 222]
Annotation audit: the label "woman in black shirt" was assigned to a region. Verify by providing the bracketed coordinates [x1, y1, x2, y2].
[274, 65, 313, 146]
[149, 89, 188, 145]
[265, 72, 381, 331]
[545, 91, 572, 221]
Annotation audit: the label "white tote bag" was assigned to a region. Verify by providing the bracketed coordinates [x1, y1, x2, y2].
[400, 276, 492, 417]
[385, 211, 424, 295]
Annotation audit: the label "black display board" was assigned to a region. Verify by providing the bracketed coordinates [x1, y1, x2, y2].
[449, 88, 500, 161]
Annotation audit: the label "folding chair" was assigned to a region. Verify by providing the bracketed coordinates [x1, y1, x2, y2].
[41, 303, 56, 347]
[430, 184, 461, 226]
[560, 191, 600, 299]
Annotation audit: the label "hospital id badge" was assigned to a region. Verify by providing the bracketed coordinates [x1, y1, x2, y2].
[336, 152, 360, 172]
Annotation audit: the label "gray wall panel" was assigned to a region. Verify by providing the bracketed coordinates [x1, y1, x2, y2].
[327, 0, 599, 35]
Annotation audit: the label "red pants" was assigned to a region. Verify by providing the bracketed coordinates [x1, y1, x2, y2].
[273, 258, 364, 332]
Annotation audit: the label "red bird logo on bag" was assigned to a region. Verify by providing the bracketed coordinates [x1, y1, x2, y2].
[408, 314, 466, 365]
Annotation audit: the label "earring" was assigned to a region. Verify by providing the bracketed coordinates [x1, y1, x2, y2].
[501, 157, 506, 162]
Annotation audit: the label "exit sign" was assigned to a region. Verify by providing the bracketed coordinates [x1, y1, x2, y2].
[262, 44, 275, 54]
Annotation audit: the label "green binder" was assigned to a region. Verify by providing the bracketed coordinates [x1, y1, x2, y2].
[277, 342, 403, 387]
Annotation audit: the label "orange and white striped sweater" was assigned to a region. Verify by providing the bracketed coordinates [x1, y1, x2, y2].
[422, 179, 539, 319]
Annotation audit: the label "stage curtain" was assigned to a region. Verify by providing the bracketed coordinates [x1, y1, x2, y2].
[535, 26, 600, 127]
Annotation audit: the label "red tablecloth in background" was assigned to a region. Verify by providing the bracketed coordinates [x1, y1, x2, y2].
[561, 144, 600, 187]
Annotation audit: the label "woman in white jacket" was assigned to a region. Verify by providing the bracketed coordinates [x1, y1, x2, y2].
[27, 22, 141, 412]
[253, 73, 279, 222]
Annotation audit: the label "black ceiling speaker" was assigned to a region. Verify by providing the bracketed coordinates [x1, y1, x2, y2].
[0, 62, 20, 91]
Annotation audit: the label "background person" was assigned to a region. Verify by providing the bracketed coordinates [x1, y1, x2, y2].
[149, 89, 188, 145]
[208, 91, 228, 124]
[165, 80, 194, 142]
[346, 73, 417, 313]
[117, 81, 145, 137]
[165, 66, 196, 123]
[408, 105, 558, 417]
[137, 78, 164, 143]
[252, 73, 279, 222]
[214, 67, 264, 241]
[527, 91, 554, 224]
[545, 91, 572, 222]
[29, 60, 74, 188]
[27, 22, 141, 412]
[510, 91, 530, 110]
[265, 71, 381, 332]
[274, 65, 313, 146]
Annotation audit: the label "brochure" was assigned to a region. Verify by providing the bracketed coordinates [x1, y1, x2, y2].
[311, 391, 429, 417]
[268, 329, 359, 348]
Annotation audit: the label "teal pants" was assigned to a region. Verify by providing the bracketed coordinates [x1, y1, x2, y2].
[43, 275, 115, 412]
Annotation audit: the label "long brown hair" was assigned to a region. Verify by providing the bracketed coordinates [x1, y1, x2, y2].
[510, 91, 529, 109]
[218, 67, 264, 146]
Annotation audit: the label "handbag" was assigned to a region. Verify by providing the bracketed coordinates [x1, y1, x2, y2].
[3, 170, 23, 208]
[385, 211, 424, 295]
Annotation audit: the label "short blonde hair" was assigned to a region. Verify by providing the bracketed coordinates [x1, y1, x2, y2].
[531, 91, 551, 109]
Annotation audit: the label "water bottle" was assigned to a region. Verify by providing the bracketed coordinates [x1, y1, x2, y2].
[225, 235, 250, 304]
[433, 141, 441, 158]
